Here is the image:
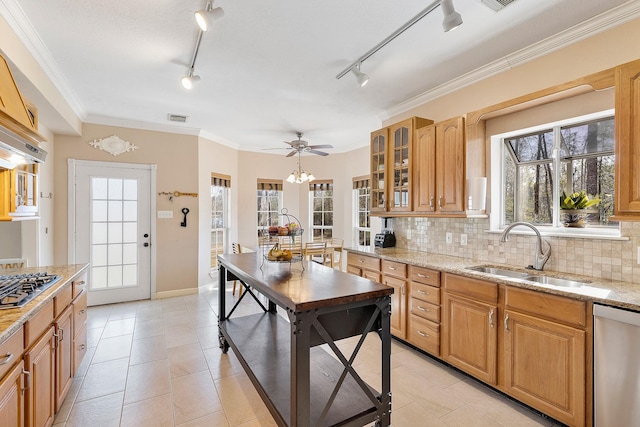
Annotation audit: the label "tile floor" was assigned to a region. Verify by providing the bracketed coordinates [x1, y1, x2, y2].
[52, 283, 564, 427]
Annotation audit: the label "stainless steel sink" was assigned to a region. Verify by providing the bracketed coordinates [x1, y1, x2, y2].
[522, 275, 585, 288]
[466, 266, 531, 279]
[466, 266, 586, 288]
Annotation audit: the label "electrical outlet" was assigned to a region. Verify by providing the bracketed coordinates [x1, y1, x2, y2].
[157, 210, 173, 219]
[461, 234, 468, 246]
[446, 232, 452, 244]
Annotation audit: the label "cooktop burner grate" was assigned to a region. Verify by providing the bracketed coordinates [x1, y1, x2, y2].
[0, 272, 61, 309]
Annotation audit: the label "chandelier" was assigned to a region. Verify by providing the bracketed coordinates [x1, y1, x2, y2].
[286, 151, 315, 184]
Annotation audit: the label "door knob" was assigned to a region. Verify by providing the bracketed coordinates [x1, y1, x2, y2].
[144, 233, 149, 238]
[144, 243, 149, 247]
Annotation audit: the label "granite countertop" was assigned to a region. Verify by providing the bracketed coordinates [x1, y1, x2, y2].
[0, 264, 90, 343]
[346, 247, 640, 311]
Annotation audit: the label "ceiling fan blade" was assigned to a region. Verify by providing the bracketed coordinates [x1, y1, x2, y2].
[307, 149, 329, 156]
[306, 144, 333, 150]
[286, 150, 298, 157]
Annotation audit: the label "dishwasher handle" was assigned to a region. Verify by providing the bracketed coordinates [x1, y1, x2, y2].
[594, 304, 640, 327]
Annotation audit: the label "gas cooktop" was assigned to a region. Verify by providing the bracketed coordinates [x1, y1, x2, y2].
[0, 272, 62, 309]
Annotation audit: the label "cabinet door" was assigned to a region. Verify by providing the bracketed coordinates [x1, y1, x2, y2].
[370, 128, 388, 212]
[442, 292, 497, 384]
[382, 275, 407, 339]
[503, 310, 585, 427]
[55, 306, 74, 412]
[0, 360, 25, 427]
[414, 125, 437, 212]
[389, 119, 413, 212]
[24, 327, 55, 427]
[436, 116, 465, 213]
[614, 59, 640, 218]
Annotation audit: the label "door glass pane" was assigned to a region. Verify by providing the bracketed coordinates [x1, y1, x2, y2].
[123, 179, 137, 200]
[93, 223, 107, 244]
[108, 223, 123, 243]
[108, 200, 123, 222]
[93, 201, 107, 221]
[123, 265, 137, 286]
[123, 201, 137, 221]
[92, 245, 107, 266]
[108, 178, 122, 199]
[123, 223, 137, 243]
[123, 243, 137, 264]
[93, 178, 108, 199]
[92, 267, 107, 289]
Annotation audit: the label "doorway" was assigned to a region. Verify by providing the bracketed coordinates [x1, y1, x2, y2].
[69, 159, 155, 306]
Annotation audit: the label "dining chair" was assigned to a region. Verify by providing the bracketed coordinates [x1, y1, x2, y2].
[303, 241, 329, 266]
[328, 238, 344, 270]
[231, 243, 243, 296]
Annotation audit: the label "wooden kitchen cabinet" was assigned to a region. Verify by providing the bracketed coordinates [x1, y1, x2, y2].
[381, 260, 408, 339]
[24, 326, 55, 427]
[414, 116, 466, 214]
[346, 252, 381, 282]
[0, 360, 26, 427]
[370, 117, 433, 213]
[72, 288, 88, 375]
[613, 58, 640, 220]
[502, 286, 587, 427]
[54, 306, 73, 412]
[0, 164, 38, 221]
[442, 273, 498, 385]
[407, 266, 441, 356]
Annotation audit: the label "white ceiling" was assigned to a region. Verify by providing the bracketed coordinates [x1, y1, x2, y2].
[0, 0, 636, 154]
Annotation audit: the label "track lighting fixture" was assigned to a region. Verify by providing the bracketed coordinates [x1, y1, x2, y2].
[351, 63, 369, 87]
[181, 69, 200, 89]
[441, 0, 463, 32]
[336, 0, 463, 86]
[180, 1, 224, 89]
[195, 1, 225, 32]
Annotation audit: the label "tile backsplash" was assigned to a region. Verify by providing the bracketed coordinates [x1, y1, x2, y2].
[393, 217, 639, 284]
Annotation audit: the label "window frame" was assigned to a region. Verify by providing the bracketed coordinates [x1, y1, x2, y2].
[352, 180, 372, 248]
[309, 181, 333, 242]
[490, 109, 620, 238]
[257, 187, 283, 245]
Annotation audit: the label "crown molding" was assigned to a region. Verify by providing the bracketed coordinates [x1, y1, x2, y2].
[380, 0, 640, 121]
[0, 0, 86, 119]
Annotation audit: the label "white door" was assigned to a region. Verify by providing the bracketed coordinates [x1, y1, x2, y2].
[70, 160, 154, 306]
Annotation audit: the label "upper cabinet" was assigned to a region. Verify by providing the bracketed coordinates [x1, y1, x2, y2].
[0, 164, 38, 221]
[370, 117, 433, 214]
[613, 58, 640, 220]
[414, 117, 466, 214]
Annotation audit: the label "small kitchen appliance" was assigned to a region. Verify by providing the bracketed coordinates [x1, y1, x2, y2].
[0, 272, 61, 309]
[374, 232, 396, 248]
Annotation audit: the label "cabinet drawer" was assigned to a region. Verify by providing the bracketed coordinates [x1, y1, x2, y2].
[54, 283, 72, 318]
[72, 273, 88, 299]
[73, 326, 87, 375]
[363, 270, 381, 282]
[409, 265, 441, 287]
[443, 273, 498, 304]
[347, 253, 380, 271]
[410, 298, 440, 323]
[24, 300, 54, 350]
[0, 326, 23, 381]
[410, 282, 440, 305]
[346, 265, 362, 276]
[381, 260, 407, 278]
[505, 286, 586, 328]
[408, 315, 439, 356]
[73, 290, 88, 338]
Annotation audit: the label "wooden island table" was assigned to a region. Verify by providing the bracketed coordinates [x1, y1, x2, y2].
[217, 253, 393, 427]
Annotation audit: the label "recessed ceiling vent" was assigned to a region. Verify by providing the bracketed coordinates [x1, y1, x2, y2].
[481, 0, 517, 12]
[168, 114, 188, 123]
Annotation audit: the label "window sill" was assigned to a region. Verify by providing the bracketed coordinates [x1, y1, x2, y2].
[486, 226, 628, 241]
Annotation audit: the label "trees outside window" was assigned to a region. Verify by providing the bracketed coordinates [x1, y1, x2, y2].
[310, 181, 333, 242]
[503, 115, 615, 229]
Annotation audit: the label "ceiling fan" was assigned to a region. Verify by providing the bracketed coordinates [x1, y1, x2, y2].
[271, 132, 333, 157]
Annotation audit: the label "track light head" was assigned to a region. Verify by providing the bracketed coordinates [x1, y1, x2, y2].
[181, 71, 201, 89]
[351, 63, 369, 87]
[441, 0, 463, 32]
[195, 1, 225, 32]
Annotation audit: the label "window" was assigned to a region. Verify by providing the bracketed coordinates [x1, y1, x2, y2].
[310, 181, 333, 242]
[500, 113, 616, 231]
[257, 179, 282, 245]
[210, 174, 230, 270]
[353, 176, 371, 247]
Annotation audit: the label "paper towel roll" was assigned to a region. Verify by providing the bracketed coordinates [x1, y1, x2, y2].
[467, 177, 487, 212]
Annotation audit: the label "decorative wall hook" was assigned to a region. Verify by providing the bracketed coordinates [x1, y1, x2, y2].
[158, 191, 198, 202]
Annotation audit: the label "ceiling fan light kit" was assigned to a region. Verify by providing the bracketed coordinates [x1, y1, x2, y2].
[182, 0, 224, 89]
[336, 0, 462, 87]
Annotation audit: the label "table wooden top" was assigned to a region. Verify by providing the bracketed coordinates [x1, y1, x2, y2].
[218, 253, 392, 312]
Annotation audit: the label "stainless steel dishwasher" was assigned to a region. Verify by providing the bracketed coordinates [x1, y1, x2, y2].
[593, 304, 640, 426]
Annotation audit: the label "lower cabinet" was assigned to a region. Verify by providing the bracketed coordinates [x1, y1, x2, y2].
[24, 326, 55, 427]
[442, 290, 498, 385]
[381, 260, 408, 339]
[54, 305, 74, 412]
[0, 360, 25, 427]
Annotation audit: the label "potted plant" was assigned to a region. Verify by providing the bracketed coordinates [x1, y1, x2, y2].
[560, 190, 601, 227]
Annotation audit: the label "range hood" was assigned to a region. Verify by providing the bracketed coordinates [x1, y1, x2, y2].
[0, 54, 47, 169]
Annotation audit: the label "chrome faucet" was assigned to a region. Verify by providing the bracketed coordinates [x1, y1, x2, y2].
[500, 222, 551, 271]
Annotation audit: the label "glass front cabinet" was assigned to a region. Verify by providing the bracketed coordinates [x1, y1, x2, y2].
[0, 164, 38, 220]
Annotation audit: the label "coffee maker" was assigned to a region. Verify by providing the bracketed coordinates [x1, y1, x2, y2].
[374, 218, 396, 248]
